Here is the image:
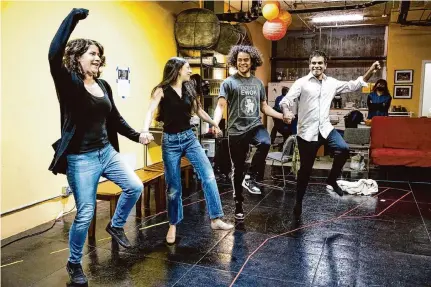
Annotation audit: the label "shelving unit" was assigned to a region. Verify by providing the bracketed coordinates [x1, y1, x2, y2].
[388, 111, 414, 117]
[177, 48, 229, 156]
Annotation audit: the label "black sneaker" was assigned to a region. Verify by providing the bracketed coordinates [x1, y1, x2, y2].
[66, 261, 88, 285]
[326, 182, 344, 197]
[234, 202, 245, 220]
[242, 176, 261, 195]
[106, 223, 132, 248]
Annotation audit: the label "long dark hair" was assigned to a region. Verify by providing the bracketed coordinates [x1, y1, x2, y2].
[189, 74, 203, 111]
[372, 79, 390, 96]
[63, 38, 106, 78]
[152, 57, 197, 121]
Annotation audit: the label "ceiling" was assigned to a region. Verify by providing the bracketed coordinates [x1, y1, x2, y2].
[226, 0, 431, 30]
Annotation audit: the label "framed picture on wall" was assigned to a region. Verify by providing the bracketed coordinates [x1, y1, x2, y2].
[393, 85, 413, 99]
[395, 69, 413, 83]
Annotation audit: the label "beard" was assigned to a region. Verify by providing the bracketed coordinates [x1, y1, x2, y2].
[238, 66, 251, 74]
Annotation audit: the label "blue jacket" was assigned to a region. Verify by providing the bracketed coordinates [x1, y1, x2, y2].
[367, 92, 392, 119]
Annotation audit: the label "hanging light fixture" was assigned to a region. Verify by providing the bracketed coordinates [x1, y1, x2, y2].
[311, 14, 364, 23]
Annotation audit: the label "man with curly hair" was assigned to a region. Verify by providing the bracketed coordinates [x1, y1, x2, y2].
[214, 45, 284, 220]
[281, 50, 380, 217]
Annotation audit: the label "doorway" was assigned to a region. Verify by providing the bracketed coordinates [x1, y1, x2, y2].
[420, 60, 431, 117]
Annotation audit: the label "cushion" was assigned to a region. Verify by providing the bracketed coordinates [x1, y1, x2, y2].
[371, 148, 431, 167]
[417, 118, 431, 150]
[382, 119, 419, 149]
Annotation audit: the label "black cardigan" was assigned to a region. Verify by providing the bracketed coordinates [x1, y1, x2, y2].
[48, 8, 140, 175]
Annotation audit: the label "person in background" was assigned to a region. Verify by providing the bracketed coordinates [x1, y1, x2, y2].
[270, 86, 297, 150]
[48, 8, 147, 285]
[367, 79, 392, 119]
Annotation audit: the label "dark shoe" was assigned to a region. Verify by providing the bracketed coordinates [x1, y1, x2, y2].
[234, 202, 245, 220]
[106, 223, 132, 248]
[66, 261, 88, 285]
[242, 176, 261, 195]
[327, 182, 344, 197]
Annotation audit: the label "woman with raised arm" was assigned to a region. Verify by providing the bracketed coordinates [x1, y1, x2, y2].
[48, 8, 147, 284]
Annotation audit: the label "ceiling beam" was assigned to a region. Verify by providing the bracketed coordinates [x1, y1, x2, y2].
[397, 0, 431, 26]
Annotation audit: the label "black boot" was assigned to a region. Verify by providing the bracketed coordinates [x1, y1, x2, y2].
[66, 261, 88, 285]
[327, 181, 344, 197]
[106, 223, 132, 248]
[326, 149, 348, 197]
[293, 201, 303, 218]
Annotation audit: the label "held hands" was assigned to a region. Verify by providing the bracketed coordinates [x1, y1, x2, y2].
[212, 125, 223, 138]
[139, 132, 154, 145]
[283, 111, 295, 124]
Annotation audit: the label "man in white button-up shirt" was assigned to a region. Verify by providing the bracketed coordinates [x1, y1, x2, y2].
[280, 50, 380, 217]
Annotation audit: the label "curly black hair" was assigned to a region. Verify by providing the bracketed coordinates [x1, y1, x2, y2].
[63, 38, 106, 78]
[227, 45, 263, 71]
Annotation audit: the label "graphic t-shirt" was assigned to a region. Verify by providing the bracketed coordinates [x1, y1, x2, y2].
[219, 74, 266, 135]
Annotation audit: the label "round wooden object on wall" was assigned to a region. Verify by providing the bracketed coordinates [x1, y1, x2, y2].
[214, 23, 243, 55]
[175, 8, 220, 49]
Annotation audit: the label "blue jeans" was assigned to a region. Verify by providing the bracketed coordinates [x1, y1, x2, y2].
[162, 129, 224, 225]
[66, 144, 143, 264]
[296, 129, 349, 202]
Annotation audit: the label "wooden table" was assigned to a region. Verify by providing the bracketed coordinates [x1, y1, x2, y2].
[88, 169, 165, 239]
[144, 158, 193, 188]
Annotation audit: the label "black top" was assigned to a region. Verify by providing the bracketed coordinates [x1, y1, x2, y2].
[159, 85, 192, 134]
[48, 8, 140, 174]
[68, 90, 112, 154]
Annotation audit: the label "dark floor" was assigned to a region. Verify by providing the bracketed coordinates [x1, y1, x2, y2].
[1, 166, 431, 287]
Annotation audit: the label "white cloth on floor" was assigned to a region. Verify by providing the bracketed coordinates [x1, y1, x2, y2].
[336, 179, 378, 195]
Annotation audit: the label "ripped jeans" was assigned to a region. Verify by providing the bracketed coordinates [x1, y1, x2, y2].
[162, 129, 224, 225]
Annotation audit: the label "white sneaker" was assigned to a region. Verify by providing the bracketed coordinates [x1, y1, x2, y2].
[242, 177, 261, 195]
[211, 219, 234, 230]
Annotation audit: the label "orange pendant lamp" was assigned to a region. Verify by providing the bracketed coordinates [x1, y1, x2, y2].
[278, 10, 293, 28]
[263, 18, 287, 41]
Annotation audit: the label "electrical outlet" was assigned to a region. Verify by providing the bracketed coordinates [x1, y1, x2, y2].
[61, 185, 72, 197]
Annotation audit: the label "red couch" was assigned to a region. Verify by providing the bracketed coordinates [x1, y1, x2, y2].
[370, 116, 431, 167]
